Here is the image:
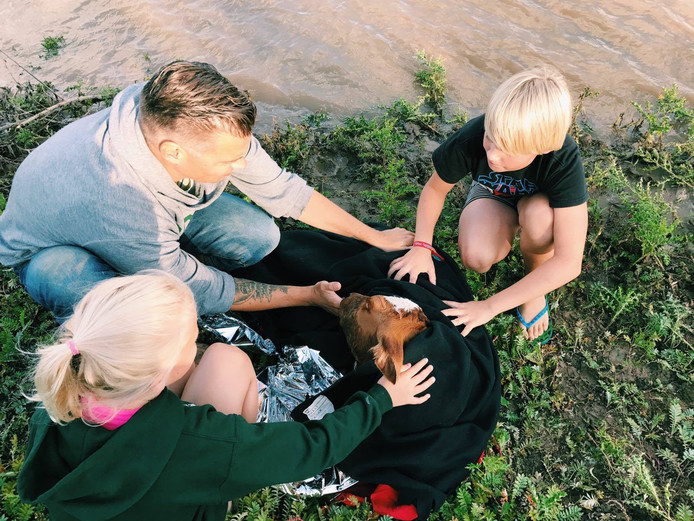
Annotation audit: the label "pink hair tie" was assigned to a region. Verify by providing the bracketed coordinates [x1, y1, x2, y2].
[67, 340, 80, 356]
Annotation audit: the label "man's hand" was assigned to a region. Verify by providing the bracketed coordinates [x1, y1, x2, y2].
[388, 247, 436, 284]
[309, 281, 343, 315]
[371, 227, 415, 252]
[299, 192, 414, 251]
[441, 299, 497, 336]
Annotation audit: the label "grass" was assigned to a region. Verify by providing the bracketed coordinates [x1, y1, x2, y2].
[1, 56, 693, 521]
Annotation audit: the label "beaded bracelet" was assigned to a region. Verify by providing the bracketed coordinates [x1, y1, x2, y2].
[413, 240, 444, 261]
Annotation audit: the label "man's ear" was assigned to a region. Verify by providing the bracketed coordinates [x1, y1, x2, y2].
[160, 140, 182, 163]
[372, 333, 404, 384]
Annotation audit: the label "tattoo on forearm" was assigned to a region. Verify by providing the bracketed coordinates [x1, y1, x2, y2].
[234, 279, 290, 305]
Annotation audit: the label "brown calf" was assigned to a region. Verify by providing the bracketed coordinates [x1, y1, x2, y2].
[338, 293, 429, 383]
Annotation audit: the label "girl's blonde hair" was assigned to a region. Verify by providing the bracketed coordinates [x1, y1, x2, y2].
[30, 271, 198, 424]
[484, 66, 571, 156]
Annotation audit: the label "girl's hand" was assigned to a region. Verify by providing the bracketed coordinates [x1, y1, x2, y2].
[378, 358, 434, 407]
[442, 299, 497, 336]
[388, 247, 437, 285]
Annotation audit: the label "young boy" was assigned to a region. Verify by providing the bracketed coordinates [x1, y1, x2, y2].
[388, 66, 588, 343]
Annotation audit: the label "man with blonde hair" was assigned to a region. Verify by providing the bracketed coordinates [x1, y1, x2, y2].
[389, 66, 588, 344]
[0, 60, 413, 321]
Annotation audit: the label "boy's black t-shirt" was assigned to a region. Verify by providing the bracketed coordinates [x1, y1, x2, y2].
[432, 115, 588, 208]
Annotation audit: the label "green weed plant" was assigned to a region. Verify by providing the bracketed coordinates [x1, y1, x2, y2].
[415, 51, 447, 116]
[589, 159, 681, 267]
[627, 85, 694, 188]
[40, 36, 65, 59]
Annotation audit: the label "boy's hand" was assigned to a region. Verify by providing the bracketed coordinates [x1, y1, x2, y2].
[310, 281, 343, 315]
[378, 358, 434, 407]
[373, 227, 415, 252]
[388, 247, 436, 285]
[442, 299, 497, 336]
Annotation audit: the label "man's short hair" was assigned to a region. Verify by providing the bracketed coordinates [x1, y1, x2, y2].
[139, 60, 256, 138]
[484, 66, 571, 156]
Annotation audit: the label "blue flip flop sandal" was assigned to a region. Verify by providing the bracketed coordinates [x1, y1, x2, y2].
[516, 299, 553, 345]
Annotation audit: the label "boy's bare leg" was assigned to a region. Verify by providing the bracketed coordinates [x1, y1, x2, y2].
[181, 343, 259, 422]
[517, 193, 554, 340]
[458, 198, 519, 273]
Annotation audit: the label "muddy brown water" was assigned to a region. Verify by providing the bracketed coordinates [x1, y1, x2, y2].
[1, 0, 693, 135]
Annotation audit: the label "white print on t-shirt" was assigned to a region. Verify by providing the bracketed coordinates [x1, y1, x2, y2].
[477, 171, 537, 198]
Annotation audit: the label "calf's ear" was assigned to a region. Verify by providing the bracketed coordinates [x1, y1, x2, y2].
[371, 334, 404, 384]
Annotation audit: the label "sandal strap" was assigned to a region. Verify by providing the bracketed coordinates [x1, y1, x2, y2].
[516, 300, 548, 329]
[536, 321, 554, 345]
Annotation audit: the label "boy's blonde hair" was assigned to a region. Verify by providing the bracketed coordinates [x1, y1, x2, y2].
[484, 66, 571, 156]
[30, 271, 198, 424]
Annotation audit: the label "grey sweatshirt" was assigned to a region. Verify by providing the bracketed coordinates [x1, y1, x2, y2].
[0, 84, 314, 315]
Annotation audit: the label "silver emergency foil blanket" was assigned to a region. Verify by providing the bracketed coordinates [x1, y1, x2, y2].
[256, 345, 342, 422]
[199, 313, 277, 354]
[199, 313, 358, 496]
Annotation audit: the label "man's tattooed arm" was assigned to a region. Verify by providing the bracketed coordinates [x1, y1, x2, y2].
[229, 278, 343, 314]
[233, 279, 290, 306]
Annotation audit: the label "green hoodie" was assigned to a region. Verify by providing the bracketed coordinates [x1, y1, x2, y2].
[18, 386, 392, 520]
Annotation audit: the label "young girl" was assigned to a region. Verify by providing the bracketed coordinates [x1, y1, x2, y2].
[17, 271, 434, 520]
[389, 66, 588, 344]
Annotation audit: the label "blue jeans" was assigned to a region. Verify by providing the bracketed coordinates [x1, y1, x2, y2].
[16, 193, 280, 322]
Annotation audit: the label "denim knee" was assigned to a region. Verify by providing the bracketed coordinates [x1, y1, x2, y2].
[183, 193, 281, 269]
[248, 220, 280, 265]
[20, 246, 116, 322]
[207, 218, 279, 270]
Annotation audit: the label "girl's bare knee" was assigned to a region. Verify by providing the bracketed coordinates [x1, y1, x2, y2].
[199, 343, 253, 374]
[183, 343, 257, 415]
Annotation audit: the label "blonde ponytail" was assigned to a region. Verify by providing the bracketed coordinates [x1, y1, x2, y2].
[29, 271, 198, 424]
[32, 340, 84, 423]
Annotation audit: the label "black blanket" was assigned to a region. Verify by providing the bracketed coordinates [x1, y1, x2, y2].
[232, 230, 501, 519]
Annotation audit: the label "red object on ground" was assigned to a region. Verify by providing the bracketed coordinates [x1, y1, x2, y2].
[478, 450, 486, 464]
[336, 484, 418, 521]
[370, 484, 418, 521]
[334, 492, 364, 507]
